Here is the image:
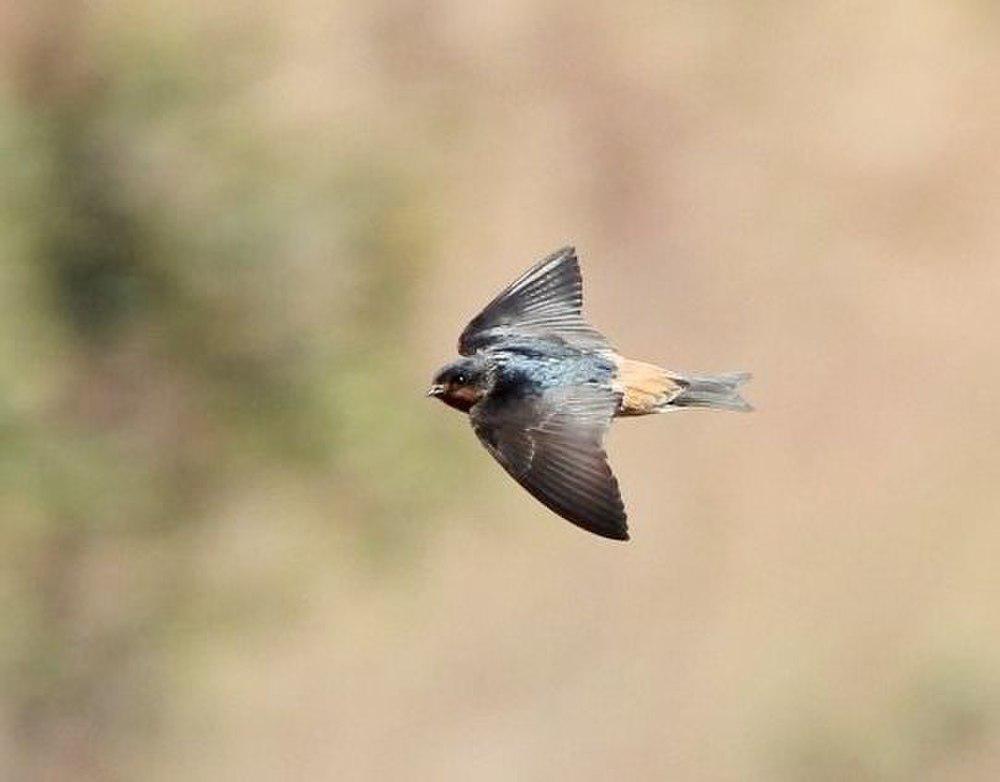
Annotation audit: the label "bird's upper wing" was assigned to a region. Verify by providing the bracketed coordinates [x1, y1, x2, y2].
[470, 382, 628, 540]
[458, 247, 612, 356]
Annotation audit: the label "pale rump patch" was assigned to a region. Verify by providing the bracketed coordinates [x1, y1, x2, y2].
[611, 356, 683, 416]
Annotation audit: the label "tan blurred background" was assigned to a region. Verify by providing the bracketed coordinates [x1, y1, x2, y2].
[2, 2, 999, 780]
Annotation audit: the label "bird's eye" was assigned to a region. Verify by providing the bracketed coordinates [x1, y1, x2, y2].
[454, 373, 466, 385]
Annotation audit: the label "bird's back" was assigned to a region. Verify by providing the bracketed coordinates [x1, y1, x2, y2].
[484, 340, 616, 399]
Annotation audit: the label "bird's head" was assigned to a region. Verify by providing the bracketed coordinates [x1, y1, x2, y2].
[427, 357, 488, 413]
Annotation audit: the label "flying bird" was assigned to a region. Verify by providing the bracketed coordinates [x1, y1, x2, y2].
[427, 247, 751, 541]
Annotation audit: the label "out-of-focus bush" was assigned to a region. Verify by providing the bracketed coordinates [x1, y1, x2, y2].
[0, 4, 461, 777]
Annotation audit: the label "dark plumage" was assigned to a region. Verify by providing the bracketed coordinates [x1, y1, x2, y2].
[428, 247, 751, 541]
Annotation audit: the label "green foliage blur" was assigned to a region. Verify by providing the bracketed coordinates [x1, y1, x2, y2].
[0, 6, 463, 777]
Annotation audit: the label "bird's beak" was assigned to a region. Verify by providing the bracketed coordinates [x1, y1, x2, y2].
[426, 384, 445, 398]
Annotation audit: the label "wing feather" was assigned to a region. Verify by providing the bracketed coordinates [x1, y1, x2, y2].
[470, 383, 628, 540]
[458, 247, 612, 355]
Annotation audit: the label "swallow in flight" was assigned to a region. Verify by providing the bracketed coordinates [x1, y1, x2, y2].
[428, 247, 750, 541]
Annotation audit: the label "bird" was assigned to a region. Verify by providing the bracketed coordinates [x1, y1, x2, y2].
[427, 247, 751, 541]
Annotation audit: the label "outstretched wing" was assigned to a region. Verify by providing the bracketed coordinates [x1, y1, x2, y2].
[470, 383, 628, 540]
[458, 247, 612, 355]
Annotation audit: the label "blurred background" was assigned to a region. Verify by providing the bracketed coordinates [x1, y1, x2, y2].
[2, 1, 999, 780]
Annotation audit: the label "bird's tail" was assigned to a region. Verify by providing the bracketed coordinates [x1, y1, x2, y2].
[614, 358, 752, 415]
[670, 371, 753, 412]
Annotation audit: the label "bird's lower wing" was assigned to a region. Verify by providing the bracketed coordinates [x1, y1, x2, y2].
[471, 383, 628, 540]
